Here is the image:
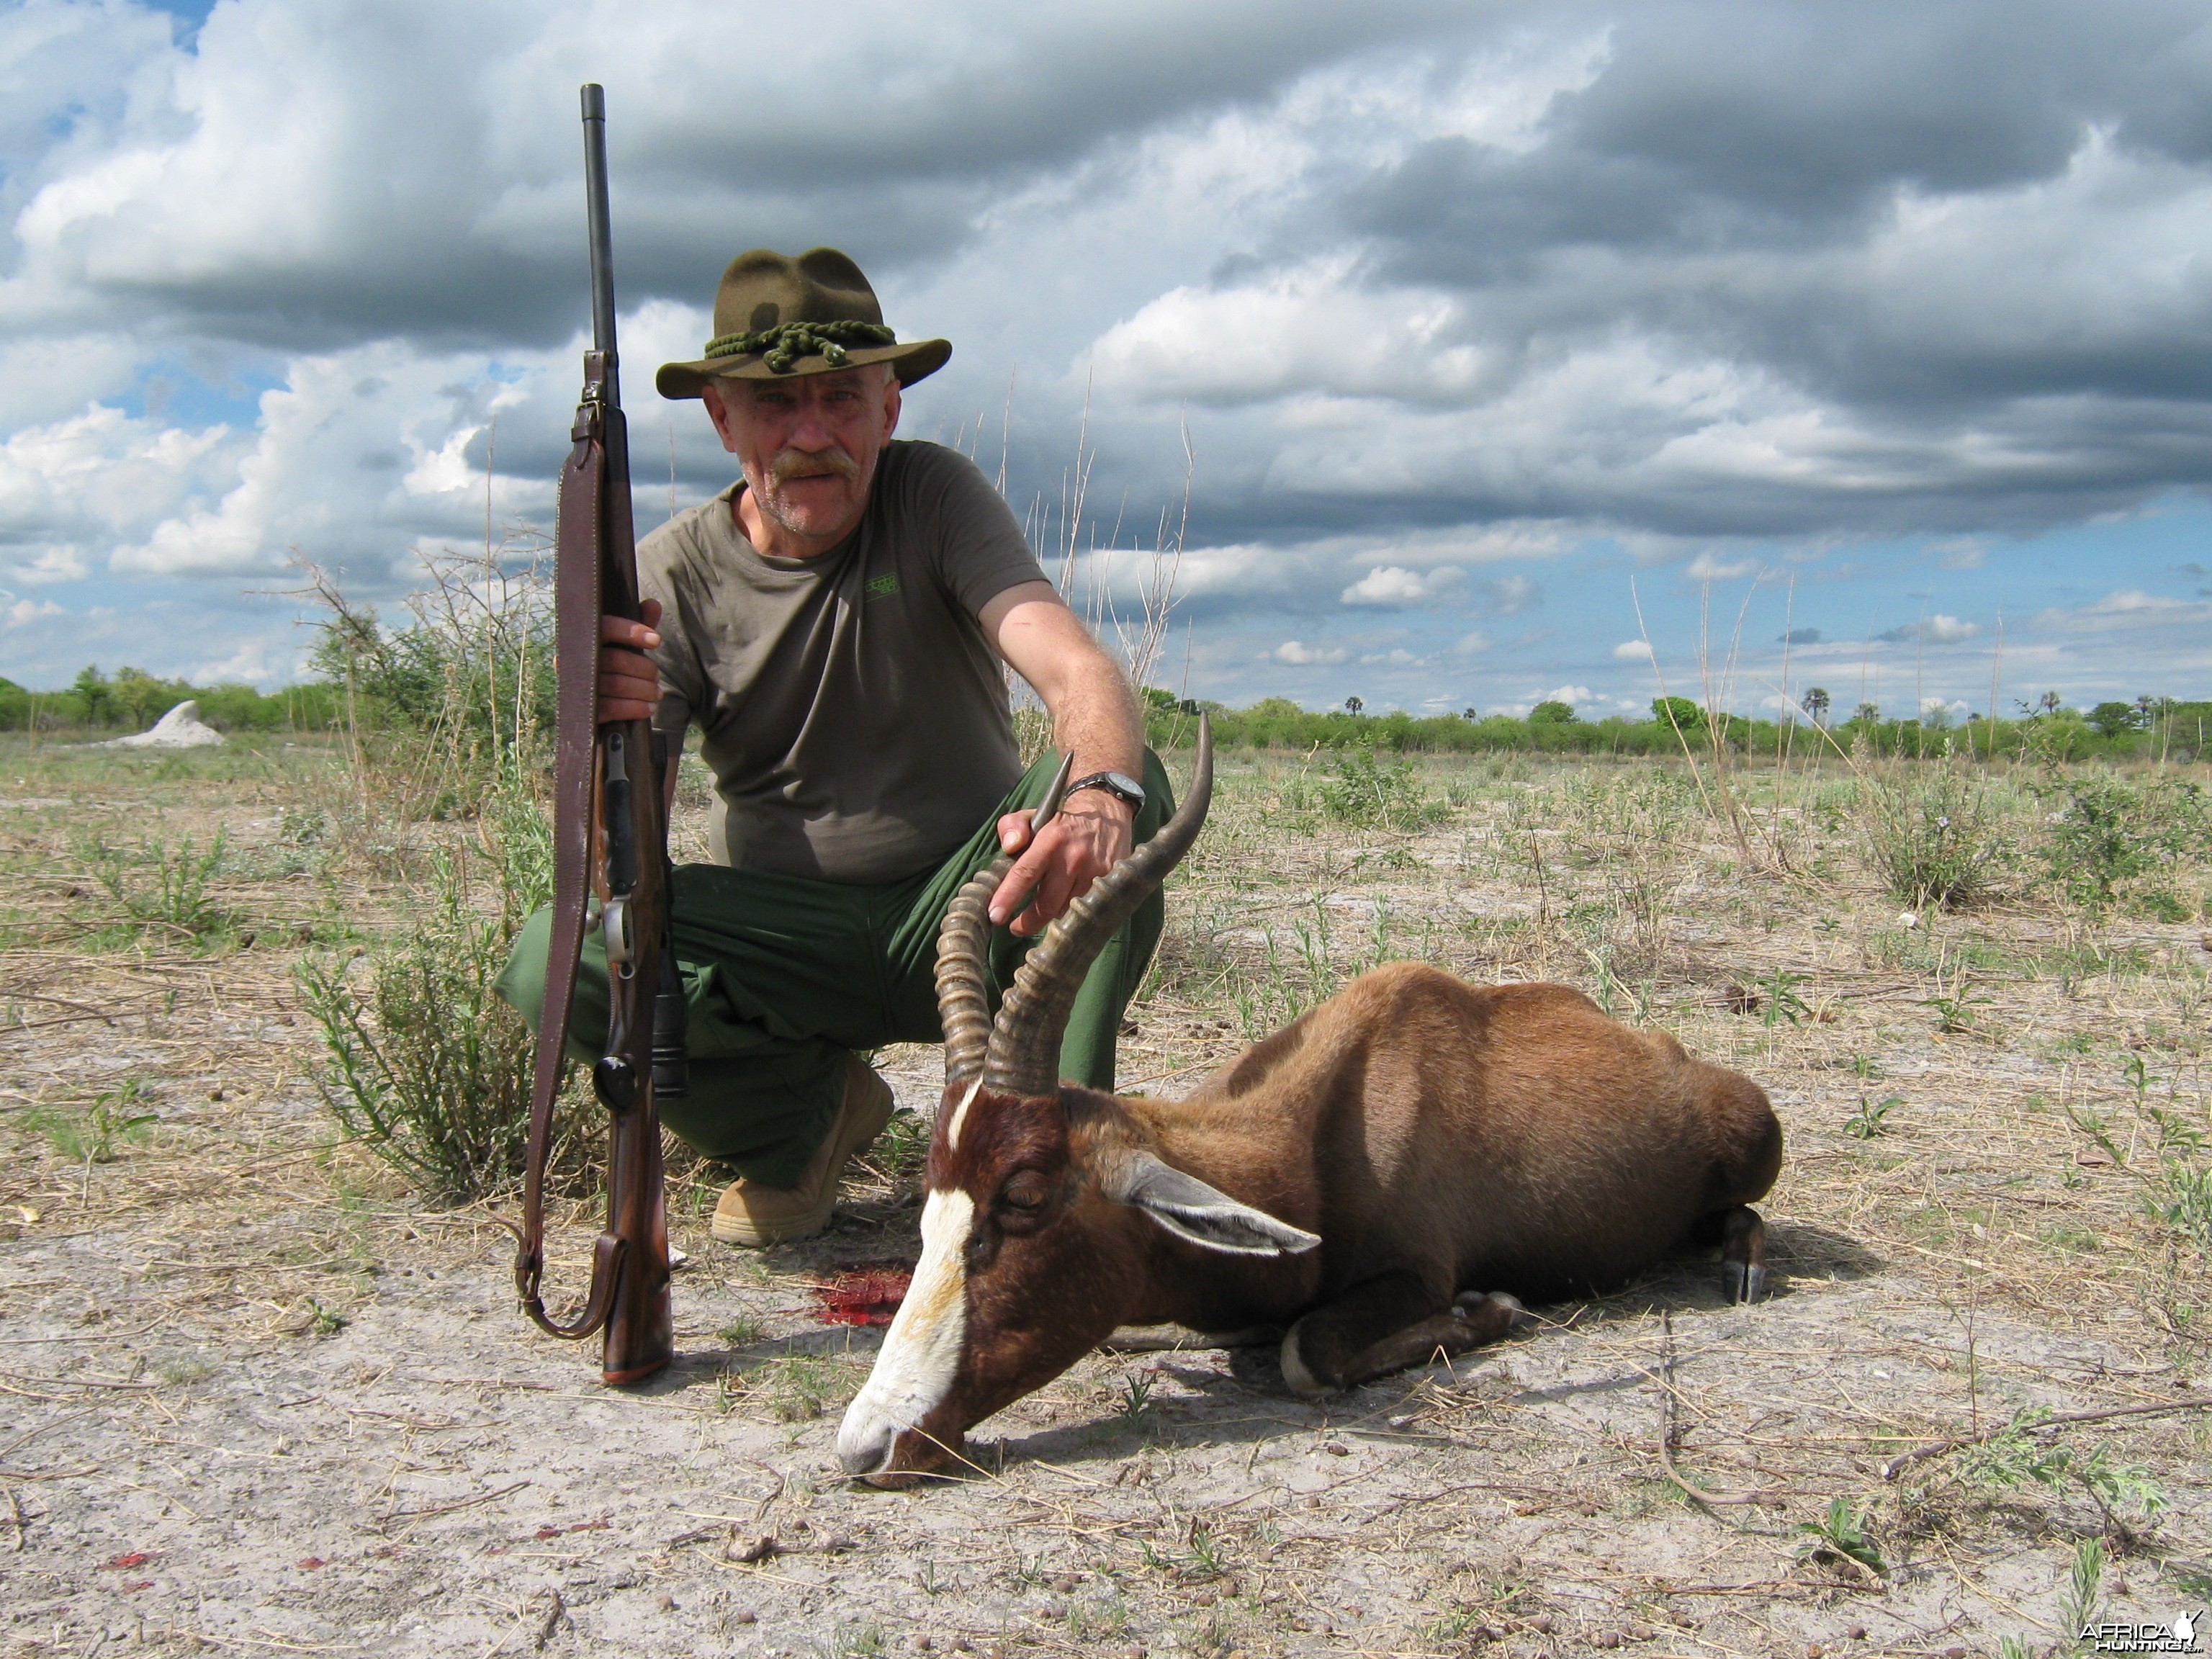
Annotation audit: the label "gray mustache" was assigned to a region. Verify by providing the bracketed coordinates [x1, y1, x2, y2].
[767, 448, 860, 487]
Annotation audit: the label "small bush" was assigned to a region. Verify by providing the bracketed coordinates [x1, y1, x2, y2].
[1317, 748, 1447, 831]
[1861, 773, 2006, 910]
[81, 831, 240, 948]
[300, 770, 577, 1204]
[26, 1080, 158, 1165]
[2038, 775, 2205, 910]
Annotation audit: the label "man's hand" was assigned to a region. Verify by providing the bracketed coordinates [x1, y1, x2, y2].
[989, 793, 1135, 938]
[601, 597, 663, 724]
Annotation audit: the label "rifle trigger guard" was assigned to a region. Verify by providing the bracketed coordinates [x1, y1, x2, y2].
[602, 894, 633, 968]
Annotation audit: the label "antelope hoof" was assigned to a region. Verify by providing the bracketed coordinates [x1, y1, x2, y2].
[1455, 1290, 1527, 1328]
[1278, 1322, 1334, 1400]
[1722, 1260, 1768, 1304]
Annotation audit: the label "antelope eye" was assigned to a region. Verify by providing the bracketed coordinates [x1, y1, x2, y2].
[999, 1171, 1049, 1211]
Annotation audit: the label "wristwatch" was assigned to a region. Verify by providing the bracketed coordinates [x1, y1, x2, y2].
[1065, 770, 1146, 812]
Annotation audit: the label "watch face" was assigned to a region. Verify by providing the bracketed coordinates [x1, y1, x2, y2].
[1071, 771, 1145, 809]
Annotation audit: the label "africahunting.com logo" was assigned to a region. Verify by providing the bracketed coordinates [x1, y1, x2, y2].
[2083, 1610, 2202, 1654]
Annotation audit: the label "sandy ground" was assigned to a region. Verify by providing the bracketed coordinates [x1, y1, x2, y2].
[2, 737, 2209, 1659]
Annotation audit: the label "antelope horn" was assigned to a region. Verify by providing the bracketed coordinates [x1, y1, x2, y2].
[983, 716, 1213, 1098]
[936, 751, 1076, 1089]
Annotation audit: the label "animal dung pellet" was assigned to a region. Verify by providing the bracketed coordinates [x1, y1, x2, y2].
[1050, 1573, 1080, 1593]
[1321, 1440, 1349, 1455]
[655, 1593, 675, 1611]
[727, 1533, 778, 1563]
[730, 1609, 756, 1624]
[1846, 1627, 1867, 1641]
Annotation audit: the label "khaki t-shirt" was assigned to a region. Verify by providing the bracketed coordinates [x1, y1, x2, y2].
[639, 440, 1048, 884]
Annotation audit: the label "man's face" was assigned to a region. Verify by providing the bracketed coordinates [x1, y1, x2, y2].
[702, 365, 901, 548]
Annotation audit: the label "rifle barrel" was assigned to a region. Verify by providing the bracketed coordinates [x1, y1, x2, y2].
[580, 83, 619, 404]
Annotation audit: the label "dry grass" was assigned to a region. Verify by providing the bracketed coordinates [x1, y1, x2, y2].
[1, 733, 2208, 1659]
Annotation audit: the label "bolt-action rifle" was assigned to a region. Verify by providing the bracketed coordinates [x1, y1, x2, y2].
[513, 83, 689, 1387]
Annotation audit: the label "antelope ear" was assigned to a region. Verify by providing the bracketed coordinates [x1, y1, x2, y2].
[1110, 1154, 1321, 1256]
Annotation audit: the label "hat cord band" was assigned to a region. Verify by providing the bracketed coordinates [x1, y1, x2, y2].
[702, 319, 898, 373]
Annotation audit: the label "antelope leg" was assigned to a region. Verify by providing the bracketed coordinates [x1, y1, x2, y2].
[1280, 1271, 1444, 1397]
[1339, 1292, 1525, 1388]
[1712, 1205, 1769, 1304]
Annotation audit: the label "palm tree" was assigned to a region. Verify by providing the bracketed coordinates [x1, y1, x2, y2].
[1801, 686, 1831, 724]
[1344, 696, 1364, 716]
[1853, 701, 1880, 724]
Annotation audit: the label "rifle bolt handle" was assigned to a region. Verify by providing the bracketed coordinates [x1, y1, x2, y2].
[602, 895, 633, 967]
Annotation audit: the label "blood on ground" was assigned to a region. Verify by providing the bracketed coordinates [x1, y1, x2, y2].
[810, 1261, 914, 1326]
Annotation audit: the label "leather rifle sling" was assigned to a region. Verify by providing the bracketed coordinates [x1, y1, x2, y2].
[514, 395, 623, 1339]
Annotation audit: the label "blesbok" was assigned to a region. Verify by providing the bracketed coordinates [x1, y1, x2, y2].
[837, 721, 1783, 1485]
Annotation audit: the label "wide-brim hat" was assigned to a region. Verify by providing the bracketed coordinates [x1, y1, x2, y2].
[655, 247, 950, 400]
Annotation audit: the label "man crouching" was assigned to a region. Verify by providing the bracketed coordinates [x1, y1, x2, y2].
[498, 246, 1170, 1245]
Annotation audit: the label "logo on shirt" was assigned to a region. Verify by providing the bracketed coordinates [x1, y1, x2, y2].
[865, 572, 899, 601]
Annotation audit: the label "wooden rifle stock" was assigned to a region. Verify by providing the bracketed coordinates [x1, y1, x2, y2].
[513, 83, 680, 1388]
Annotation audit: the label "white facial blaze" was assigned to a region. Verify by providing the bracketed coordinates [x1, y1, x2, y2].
[835, 1186, 974, 1473]
[944, 1079, 981, 1151]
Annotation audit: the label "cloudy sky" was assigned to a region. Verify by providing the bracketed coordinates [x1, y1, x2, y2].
[3, 0, 2211, 718]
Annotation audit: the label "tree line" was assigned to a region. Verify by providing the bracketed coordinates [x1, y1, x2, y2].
[1139, 688, 2212, 763]
[8, 662, 2209, 766]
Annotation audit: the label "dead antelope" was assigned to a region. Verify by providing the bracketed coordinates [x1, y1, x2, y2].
[837, 721, 1784, 1485]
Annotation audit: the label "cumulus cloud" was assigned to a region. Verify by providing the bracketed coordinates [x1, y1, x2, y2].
[1272, 639, 1348, 665]
[1686, 551, 1762, 581]
[1340, 563, 1467, 606]
[1092, 257, 1493, 406]
[1612, 639, 1655, 660]
[1475, 573, 1543, 613]
[1874, 613, 1982, 644]
[6, 596, 66, 627]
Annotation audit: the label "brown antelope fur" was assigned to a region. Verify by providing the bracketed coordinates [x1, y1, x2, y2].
[835, 722, 1782, 1486]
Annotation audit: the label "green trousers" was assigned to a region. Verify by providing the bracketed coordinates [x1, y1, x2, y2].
[495, 749, 1174, 1188]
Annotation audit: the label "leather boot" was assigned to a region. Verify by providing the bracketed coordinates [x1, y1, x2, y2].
[711, 1058, 896, 1246]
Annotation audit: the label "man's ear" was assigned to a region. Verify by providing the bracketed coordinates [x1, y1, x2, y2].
[701, 382, 741, 455]
[880, 367, 902, 440]
[1106, 1152, 1321, 1256]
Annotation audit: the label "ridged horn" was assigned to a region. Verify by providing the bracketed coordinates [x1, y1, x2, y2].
[983, 716, 1213, 1098]
[935, 751, 1076, 1089]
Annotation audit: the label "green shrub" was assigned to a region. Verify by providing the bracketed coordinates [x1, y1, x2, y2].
[304, 550, 554, 818]
[300, 768, 574, 1203]
[1316, 748, 1447, 830]
[81, 831, 240, 949]
[1861, 772, 2006, 910]
[2039, 775, 2205, 910]
[25, 1080, 158, 1165]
